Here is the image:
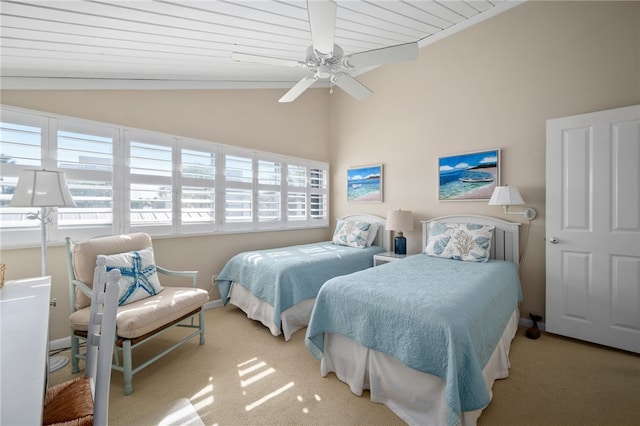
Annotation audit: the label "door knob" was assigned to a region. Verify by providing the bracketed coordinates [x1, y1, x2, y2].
[549, 237, 559, 244]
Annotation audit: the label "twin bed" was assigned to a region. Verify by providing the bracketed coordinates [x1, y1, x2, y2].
[216, 214, 388, 340]
[306, 215, 522, 426]
[218, 214, 522, 426]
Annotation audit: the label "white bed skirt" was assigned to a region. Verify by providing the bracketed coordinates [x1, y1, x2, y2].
[228, 281, 315, 341]
[319, 309, 520, 426]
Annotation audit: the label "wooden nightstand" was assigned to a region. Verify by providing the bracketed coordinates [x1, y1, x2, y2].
[374, 251, 409, 266]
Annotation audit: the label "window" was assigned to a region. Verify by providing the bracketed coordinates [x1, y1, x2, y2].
[57, 120, 118, 239]
[224, 152, 253, 226]
[126, 132, 174, 233]
[179, 145, 216, 230]
[0, 111, 46, 245]
[0, 105, 329, 247]
[310, 168, 328, 220]
[258, 159, 281, 224]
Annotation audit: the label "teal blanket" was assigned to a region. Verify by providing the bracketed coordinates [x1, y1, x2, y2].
[305, 254, 522, 426]
[217, 242, 385, 329]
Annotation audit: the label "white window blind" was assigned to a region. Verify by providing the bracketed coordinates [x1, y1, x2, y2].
[287, 164, 307, 221]
[125, 132, 174, 233]
[0, 110, 47, 244]
[57, 120, 118, 238]
[258, 159, 281, 224]
[179, 145, 216, 230]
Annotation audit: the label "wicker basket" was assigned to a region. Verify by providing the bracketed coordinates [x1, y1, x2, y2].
[0, 263, 5, 288]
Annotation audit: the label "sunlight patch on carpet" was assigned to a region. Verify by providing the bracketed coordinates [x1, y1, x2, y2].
[245, 382, 295, 411]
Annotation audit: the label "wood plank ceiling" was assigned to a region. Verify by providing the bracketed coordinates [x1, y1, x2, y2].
[0, 0, 522, 89]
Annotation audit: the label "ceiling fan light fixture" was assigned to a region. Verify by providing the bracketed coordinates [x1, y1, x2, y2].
[316, 64, 332, 79]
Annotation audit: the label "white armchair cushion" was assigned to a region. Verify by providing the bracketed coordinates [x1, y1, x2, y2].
[102, 248, 163, 305]
[69, 286, 209, 339]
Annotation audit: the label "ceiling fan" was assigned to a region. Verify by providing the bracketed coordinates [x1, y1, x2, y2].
[231, 0, 419, 103]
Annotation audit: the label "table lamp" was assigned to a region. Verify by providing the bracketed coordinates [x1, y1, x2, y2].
[386, 209, 413, 255]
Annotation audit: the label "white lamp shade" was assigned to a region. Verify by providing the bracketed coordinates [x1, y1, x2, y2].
[386, 209, 413, 232]
[488, 186, 525, 206]
[10, 169, 76, 207]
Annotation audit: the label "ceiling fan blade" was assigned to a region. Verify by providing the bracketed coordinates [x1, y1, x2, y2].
[308, 0, 336, 56]
[279, 75, 318, 103]
[343, 42, 419, 69]
[232, 52, 305, 69]
[333, 74, 373, 101]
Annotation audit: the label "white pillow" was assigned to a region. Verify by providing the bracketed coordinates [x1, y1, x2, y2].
[366, 222, 381, 246]
[332, 220, 372, 248]
[103, 247, 164, 305]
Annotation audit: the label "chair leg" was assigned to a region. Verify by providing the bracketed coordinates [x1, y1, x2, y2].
[199, 310, 205, 345]
[123, 340, 133, 395]
[71, 334, 81, 373]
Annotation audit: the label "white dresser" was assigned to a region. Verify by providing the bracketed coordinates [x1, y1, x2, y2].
[0, 276, 51, 426]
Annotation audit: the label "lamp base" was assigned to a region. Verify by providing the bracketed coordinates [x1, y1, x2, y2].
[394, 234, 407, 255]
[49, 355, 69, 373]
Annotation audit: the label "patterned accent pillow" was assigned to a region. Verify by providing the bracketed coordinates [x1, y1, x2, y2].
[332, 220, 372, 248]
[103, 247, 164, 305]
[446, 224, 495, 262]
[424, 221, 456, 257]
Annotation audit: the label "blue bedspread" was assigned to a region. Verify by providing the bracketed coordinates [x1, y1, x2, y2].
[217, 242, 385, 329]
[305, 254, 522, 426]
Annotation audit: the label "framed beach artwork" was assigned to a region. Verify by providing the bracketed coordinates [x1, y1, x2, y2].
[438, 149, 500, 201]
[347, 164, 383, 203]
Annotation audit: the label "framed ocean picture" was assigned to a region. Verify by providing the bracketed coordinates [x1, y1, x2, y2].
[347, 164, 383, 203]
[438, 149, 500, 201]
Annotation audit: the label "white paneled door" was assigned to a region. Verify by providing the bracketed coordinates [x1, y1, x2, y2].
[546, 105, 640, 353]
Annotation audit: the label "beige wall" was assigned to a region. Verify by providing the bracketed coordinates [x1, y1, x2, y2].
[0, 89, 331, 340]
[329, 1, 640, 320]
[1, 1, 638, 340]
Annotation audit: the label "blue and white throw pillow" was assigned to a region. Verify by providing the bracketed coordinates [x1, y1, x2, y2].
[425, 222, 494, 262]
[424, 221, 456, 257]
[446, 224, 495, 262]
[332, 220, 372, 248]
[103, 247, 164, 306]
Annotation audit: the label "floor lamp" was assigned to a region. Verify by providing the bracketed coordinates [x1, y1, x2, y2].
[10, 169, 76, 373]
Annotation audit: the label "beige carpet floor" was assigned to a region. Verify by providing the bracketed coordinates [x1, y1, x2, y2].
[49, 305, 640, 425]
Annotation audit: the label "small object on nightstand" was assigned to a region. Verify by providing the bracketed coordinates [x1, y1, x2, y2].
[526, 313, 542, 339]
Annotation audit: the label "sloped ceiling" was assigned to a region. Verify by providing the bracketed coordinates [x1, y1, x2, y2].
[0, 0, 522, 89]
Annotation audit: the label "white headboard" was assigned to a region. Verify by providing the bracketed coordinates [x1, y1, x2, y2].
[338, 214, 388, 249]
[421, 215, 521, 266]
